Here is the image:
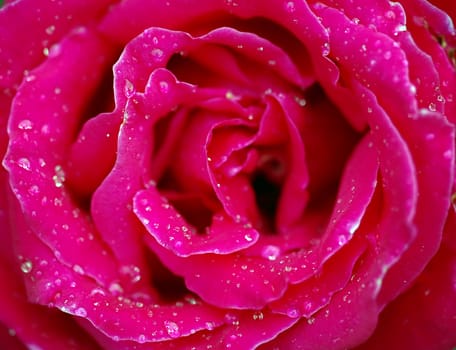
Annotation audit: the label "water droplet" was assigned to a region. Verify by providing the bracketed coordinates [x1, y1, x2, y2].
[285, 1, 296, 13]
[124, 79, 135, 98]
[18, 119, 33, 130]
[205, 321, 216, 330]
[17, 158, 31, 171]
[159, 81, 169, 93]
[28, 185, 40, 195]
[73, 264, 85, 275]
[53, 165, 66, 188]
[286, 308, 299, 318]
[90, 288, 106, 296]
[151, 48, 164, 59]
[322, 42, 330, 56]
[244, 233, 253, 242]
[21, 260, 33, 274]
[164, 321, 180, 338]
[393, 24, 407, 36]
[294, 96, 307, 107]
[45, 25, 56, 35]
[261, 245, 281, 261]
[428, 102, 436, 112]
[74, 307, 87, 317]
[225, 91, 235, 100]
[338, 235, 347, 246]
[383, 51, 392, 60]
[443, 150, 452, 159]
[253, 311, 264, 320]
[108, 281, 124, 295]
[138, 334, 146, 343]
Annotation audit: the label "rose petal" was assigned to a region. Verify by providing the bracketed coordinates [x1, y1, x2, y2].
[66, 112, 121, 198]
[3, 27, 119, 286]
[268, 236, 366, 319]
[0, 0, 113, 87]
[318, 134, 378, 260]
[10, 196, 226, 344]
[145, 234, 294, 309]
[134, 188, 259, 256]
[356, 211, 456, 350]
[376, 107, 455, 305]
[91, 68, 194, 290]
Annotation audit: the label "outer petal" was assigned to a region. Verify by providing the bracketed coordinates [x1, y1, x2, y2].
[3, 27, 119, 286]
[0, 0, 114, 88]
[356, 210, 456, 350]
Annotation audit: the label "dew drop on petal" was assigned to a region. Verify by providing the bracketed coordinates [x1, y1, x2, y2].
[285, 1, 296, 13]
[45, 25, 56, 35]
[252, 311, 264, 320]
[18, 119, 33, 130]
[53, 165, 66, 188]
[338, 235, 347, 246]
[124, 79, 135, 98]
[108, 281, 124, 295]
[21, 260, 33, 274]
[73, 264, 85, 275]
[74, 307, 87, 317]
[261, 245, 281, 261]
[244, 233, 253, 242]
[151, 48, 164, 59]
[286, 308, 299, 318]
[17, 158, 31, 171]
[164, 321, 180, 338]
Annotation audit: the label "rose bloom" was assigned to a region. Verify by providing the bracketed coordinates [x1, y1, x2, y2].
[0, 0, 455, 349]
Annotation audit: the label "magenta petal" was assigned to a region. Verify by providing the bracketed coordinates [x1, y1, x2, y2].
[269, 94, 309, 232]
[145, 234, 292, 309]
[376, 109, 455, 305]
[3, 27, 119, 285]
[66, 112, 121, 198]
[11, 198, 226, 344]
[315, 5, 417, 120]
[318, 134, 378, 260]
[0, 258, 99, 350]
[260, 256, 381, 350]
[0, 0, 113, 87]
[268, 238, 366, 319]
[91, 69, 193, 289]
[356, 225, 456, 350]
[209, 309, 298, 349]
[134, 188, 259, 256]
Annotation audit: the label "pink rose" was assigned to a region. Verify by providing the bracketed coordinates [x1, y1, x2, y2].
[1, 0, 455, 349]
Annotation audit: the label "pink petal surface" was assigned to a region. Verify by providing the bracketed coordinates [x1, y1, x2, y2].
[1, 0, 454, 349]
[0, 0, 113, 88]
[134, 188, 259, 256]
[66, 112, 121, 199]
[260, 246, 386, 349]
[356, 210, 456, 350]
[0, 255, 100, 350]
[10, 196, 227, 344]
[3, 27, 119, 286]
[317, 135, 378, 261]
